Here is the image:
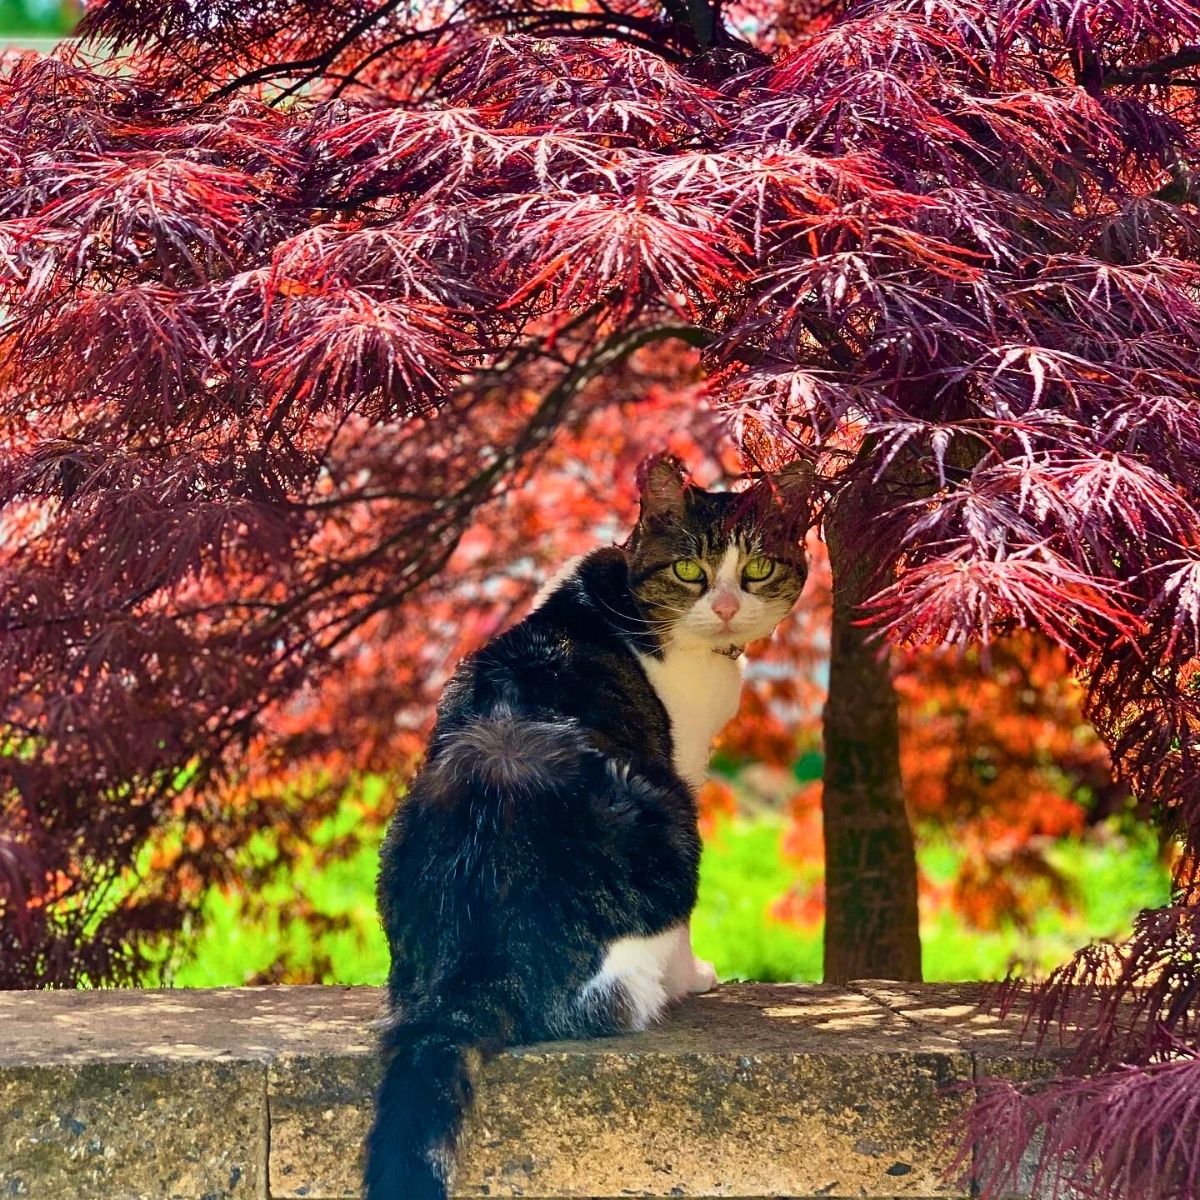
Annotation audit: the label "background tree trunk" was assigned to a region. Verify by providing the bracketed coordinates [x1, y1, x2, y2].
[821, 480, 923, 983]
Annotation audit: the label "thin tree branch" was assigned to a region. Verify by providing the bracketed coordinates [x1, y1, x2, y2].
[207, 0, 413, 100]
[1103, 46, 1200, 88]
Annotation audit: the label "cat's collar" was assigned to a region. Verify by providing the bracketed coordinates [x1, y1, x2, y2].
[713, 644, 744, 660]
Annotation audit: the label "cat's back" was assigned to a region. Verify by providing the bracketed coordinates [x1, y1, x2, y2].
[377, 550, 677, 928]
[449, 548, 674, 766]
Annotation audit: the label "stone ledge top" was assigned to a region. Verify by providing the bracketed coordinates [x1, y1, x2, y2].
[0, 980, 1051, 1067]
[1, 983, 1071, 1200]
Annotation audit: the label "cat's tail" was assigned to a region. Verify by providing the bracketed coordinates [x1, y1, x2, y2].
[364, 1020, 483, 1200]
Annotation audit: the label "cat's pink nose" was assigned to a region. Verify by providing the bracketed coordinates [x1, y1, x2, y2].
[711, 593, 740, 623]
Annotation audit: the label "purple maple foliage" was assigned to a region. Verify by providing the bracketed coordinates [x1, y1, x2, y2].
[2, 0, 1199, 1193]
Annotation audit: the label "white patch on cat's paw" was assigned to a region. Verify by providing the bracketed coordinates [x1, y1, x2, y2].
[584, 927, 679, 1030]
[689, 957, 719, 994]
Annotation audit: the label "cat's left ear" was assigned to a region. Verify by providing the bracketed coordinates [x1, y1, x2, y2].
[637, 453, 690, 521]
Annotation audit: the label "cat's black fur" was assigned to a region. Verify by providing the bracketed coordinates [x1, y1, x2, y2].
[366, 549, 701, 1200]
[365, 459, 810, 1200]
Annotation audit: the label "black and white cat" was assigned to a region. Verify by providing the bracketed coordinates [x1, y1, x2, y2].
[364, 455, 810, 1200]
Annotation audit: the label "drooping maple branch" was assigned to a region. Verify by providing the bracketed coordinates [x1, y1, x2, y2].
[1102, 45, 1200, 88]
[205, 0, 413, 100]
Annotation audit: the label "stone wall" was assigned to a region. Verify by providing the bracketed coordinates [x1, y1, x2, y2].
[0, 982, 1057, 1200]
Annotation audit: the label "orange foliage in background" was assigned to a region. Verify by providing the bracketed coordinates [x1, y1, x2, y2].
[707, 541, 1128, 934]
[202, 349, 1126, 944]
[896, 637, 1126, 930]
[87, 354, 1120, 958]
[2, 259, 1133, 969]
[210, 349, 740, 883]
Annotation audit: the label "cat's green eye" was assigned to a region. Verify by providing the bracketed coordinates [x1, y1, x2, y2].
[743, 555, 775, 582]
[672, 559, 704, 583]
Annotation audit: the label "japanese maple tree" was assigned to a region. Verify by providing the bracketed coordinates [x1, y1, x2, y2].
[3, 0, 1200, 1193]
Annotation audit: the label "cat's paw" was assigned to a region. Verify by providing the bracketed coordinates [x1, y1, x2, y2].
[689, 957, 719, 994]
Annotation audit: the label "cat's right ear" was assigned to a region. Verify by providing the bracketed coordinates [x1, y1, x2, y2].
[636, 453, 690, 521]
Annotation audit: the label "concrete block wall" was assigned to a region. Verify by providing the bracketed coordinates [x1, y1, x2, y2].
[0, 983, 1059, 1199]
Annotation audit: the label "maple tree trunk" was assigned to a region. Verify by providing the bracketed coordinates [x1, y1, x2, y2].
[821, 481, 923, 983]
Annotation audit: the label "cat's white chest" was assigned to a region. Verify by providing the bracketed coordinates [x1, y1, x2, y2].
[638, 645, 743, 788]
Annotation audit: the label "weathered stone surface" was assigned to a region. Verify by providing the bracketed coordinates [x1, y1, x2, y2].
[0, 1060, 263, 1200]
[0, 986, 376, 1200]
[853, 980, 1084, 1200]
[0, 985, 382, 1066]
[270, 1053, 375, 1200]
[460, 1046, 968, 1198]
[0, 983, 1066, 1200]
[268, 986, 983, 1199]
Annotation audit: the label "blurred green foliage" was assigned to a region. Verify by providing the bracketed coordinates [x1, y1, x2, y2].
[151, 789, 1171, 987]
[0, 0, 78, 36]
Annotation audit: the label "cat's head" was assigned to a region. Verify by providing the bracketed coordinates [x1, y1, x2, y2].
[626, 455, 812, 651]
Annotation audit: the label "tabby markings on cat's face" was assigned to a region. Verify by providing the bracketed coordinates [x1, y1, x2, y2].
[627, 459, 809, 652]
